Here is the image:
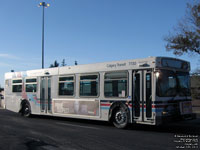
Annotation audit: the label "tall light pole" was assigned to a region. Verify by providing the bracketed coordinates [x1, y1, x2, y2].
[38, 2, 50, 69]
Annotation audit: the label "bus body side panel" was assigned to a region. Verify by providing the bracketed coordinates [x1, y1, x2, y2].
[48, 99, 131, 122]
[5, 95, 21, 113]
[5, 79, 21, 113]
[21, 77, 41, 115]
[52, 99, 100, 118]
[100, 100, 132, 122]
[26, 93, 41, 115]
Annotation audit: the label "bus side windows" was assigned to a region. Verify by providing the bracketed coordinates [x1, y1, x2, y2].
[59, 76, 75, 96]
[104, 71, 128, 98]
[12, 79, 22, 93]
[80, 74, 99, 97]
[25, 78, 37, 93]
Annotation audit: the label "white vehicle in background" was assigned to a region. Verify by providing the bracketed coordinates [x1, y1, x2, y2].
[4, 57, 195, 128]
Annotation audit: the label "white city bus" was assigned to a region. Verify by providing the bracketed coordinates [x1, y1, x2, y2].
[4, 57, 195, 128]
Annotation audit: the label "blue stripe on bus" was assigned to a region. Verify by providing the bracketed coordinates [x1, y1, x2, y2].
[101, 106, 110, 110]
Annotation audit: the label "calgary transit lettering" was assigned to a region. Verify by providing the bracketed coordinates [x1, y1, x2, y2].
[106, 61, 136, 68]
[107, 63, 126, 68]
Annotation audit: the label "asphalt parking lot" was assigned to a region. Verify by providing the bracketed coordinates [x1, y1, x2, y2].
[0, 108, 199, 150]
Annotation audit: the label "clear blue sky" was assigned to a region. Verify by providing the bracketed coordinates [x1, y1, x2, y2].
[0, 0, 199, 87]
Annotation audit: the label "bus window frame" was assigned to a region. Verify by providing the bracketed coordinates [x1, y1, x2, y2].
[104, 71, 129, 99]
[12, 78, 23, 93]
[58, 74, 76, 98]
[25, 77, 37, 93]
[79, 73, 100, 98]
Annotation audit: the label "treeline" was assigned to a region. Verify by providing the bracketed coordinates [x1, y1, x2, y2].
[49, 59, 78, 68]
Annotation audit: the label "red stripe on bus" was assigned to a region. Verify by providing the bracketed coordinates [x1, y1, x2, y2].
[101, 103, 111, 106]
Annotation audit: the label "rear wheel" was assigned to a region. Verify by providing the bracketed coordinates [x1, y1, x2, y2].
[21, 103, 31, 117]
[112, 107, 128, 129]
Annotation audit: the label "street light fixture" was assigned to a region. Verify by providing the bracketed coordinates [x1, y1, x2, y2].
[38, 2, 50, 69]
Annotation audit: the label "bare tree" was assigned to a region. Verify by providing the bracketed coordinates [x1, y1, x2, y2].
[164, 1, 200, 56]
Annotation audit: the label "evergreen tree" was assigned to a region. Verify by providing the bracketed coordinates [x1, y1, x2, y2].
[61, 59, 66, 66]
[49, 60, 59, 68]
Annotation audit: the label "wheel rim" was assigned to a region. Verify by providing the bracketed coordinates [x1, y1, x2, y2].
[115, 110, 126, 124]
[24, 105, 30, 116]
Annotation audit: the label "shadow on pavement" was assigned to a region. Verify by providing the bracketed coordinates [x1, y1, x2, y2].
[128, 120, 200, 135]
[30, 114, 200, 135]
[1, 109, 199, 135]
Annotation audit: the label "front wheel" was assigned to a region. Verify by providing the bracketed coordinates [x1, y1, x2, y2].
[112, 107, 128, 129]
[21, 103, 31, 117]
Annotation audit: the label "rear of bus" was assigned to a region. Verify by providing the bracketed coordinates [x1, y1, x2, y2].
[155, 57, 196, 125]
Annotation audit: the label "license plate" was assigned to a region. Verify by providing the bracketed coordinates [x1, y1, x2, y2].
[180, 101, 192, 115]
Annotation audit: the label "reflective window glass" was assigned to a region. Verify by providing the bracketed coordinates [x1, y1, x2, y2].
[104, 71, 128, 97]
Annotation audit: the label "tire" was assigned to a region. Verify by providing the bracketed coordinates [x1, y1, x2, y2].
[21, 103, 31, 117]
[112, 107, 128, 129]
